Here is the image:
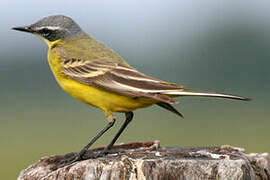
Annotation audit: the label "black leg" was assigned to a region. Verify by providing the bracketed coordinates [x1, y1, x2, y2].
[97, 112, 134, 157]
[60, 112, 133, 167]
[59, 119, 115, 167]
[77, 120, 115, 160]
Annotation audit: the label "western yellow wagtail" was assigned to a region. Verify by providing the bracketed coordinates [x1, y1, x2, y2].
[13, 15, 249, 163]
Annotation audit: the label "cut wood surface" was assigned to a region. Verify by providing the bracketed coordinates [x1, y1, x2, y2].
[18, 141, 270, 180]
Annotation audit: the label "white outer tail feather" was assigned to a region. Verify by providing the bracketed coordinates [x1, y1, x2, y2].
[163, 89, 250, 101]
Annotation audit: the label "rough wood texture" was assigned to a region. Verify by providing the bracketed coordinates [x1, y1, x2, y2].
[18, 141, 270, 180]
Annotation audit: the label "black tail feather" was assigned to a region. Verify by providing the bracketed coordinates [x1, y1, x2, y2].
[157, 102, 184, 118]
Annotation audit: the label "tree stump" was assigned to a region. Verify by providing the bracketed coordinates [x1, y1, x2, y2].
[18, 141, 270, 180]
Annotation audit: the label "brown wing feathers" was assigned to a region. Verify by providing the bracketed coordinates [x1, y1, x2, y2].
[61, 59, 181, 104]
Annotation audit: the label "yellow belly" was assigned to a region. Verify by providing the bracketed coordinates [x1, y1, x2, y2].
[47, 53, 156, 115]
[58, 77, 155, 112]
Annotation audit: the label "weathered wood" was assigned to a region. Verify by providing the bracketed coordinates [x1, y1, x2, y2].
[18, 141, 270, 180]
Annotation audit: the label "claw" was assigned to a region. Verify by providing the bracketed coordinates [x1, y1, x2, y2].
[58, 153, 78, 168]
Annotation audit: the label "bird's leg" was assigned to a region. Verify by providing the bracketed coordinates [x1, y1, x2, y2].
[77, 119, 116, 160]
[60, 113, 133, 167]
[96, 111, 134, 157]
[60, 118, 116, 166]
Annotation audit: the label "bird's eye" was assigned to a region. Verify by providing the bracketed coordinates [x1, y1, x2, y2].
[40, 28, 51, 37]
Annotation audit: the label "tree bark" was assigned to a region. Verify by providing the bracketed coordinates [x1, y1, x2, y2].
[18, 141, 270, 180]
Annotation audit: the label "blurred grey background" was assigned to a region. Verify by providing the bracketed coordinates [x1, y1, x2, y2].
[1, 1, 269, 179]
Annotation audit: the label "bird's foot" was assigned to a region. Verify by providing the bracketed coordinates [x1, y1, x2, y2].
[94, 149, 110, 158]
[58, 149, 111, 168]
[81, 148, 110, 159]
[58, 152, 81, 168]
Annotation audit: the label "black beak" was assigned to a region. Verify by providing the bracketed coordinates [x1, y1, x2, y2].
[12, 26, 34, 33]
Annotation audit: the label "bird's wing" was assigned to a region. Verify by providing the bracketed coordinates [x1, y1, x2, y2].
[61, 59, 183, 104]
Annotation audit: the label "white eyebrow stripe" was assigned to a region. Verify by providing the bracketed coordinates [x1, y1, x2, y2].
[35, 26, 63, 31]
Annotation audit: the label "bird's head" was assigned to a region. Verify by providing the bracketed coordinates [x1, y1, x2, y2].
[12, 15, 85, 43]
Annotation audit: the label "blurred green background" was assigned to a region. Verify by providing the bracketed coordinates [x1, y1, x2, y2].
[1, 1, 270, 179]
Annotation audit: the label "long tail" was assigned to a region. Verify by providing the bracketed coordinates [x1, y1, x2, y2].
[157, 88, 250, 118]
[163, 88, 251, 101]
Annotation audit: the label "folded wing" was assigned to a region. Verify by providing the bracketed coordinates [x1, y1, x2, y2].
[61, 59, 183, 104]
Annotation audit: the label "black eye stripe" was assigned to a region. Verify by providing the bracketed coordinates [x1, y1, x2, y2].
[35, 27, 68, 41]
[38, 28, 52, 35]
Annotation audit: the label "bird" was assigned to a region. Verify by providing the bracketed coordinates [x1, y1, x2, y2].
[12, 15, 250, 164]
